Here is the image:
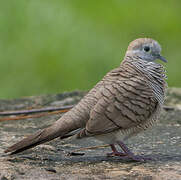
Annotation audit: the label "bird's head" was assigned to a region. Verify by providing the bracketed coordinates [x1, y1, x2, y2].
[125, 38, 167, 63]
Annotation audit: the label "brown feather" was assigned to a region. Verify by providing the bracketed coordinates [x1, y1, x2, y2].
[5, 38, 167, 154]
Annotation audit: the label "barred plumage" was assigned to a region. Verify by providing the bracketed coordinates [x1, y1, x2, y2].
[5, 38, 167, 161]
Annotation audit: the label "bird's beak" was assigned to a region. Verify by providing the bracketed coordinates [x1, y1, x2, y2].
[157, 54, 167, 63]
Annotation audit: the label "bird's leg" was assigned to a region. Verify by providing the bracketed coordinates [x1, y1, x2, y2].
[107, 144, 126, 157]
[117, 141, 152, 162]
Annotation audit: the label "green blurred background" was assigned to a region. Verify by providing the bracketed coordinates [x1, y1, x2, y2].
[0, 0, 180, 99]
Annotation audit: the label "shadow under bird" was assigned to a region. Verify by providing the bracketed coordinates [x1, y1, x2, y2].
[5, 38, 168, 162]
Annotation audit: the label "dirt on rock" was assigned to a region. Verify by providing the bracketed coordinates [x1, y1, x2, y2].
[0, 89, 181, 180]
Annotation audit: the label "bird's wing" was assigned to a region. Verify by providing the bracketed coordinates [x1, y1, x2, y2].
[78, 77, 157, 137]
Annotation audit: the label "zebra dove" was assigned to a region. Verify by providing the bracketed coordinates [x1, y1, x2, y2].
[5, 38, 167, 162]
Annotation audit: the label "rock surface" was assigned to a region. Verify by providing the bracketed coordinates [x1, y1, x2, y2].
[0, 89, 181, 180]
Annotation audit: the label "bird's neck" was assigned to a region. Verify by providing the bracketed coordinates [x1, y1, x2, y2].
[123, 56, 167, 105]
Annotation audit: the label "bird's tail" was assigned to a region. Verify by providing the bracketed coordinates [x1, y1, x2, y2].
[5, 117, 79, 154]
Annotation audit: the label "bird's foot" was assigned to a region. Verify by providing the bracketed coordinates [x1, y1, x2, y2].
[107, 151, 126, 157]
[108, 144, 126, 157]
[115, 141, 153, 162]
[117, 153, 153, 162]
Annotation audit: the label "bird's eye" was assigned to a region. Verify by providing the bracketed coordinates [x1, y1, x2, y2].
[144, 46, 150, 52]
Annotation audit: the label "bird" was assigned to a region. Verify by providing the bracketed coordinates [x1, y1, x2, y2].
[5, 38, 167, 162]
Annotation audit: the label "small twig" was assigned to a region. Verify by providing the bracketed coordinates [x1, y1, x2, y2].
[70, 144, 110, 153]
[0, 105, 74, 116]
[163, 105, 175, 111]
[0, 109, 69, 122]
[0, 105, 174, 116]
[67, 144, 110, 156]
[67, 152, 85, 156]
[0, 105, 175, 122]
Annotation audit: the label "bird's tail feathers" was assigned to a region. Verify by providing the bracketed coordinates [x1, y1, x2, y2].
[5, 124, 68, 154]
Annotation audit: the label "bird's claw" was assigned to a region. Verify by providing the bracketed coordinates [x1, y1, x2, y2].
[119, 154, 154, 162]
[107, 151, 153, 162]
[107, 151, 126, 157]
